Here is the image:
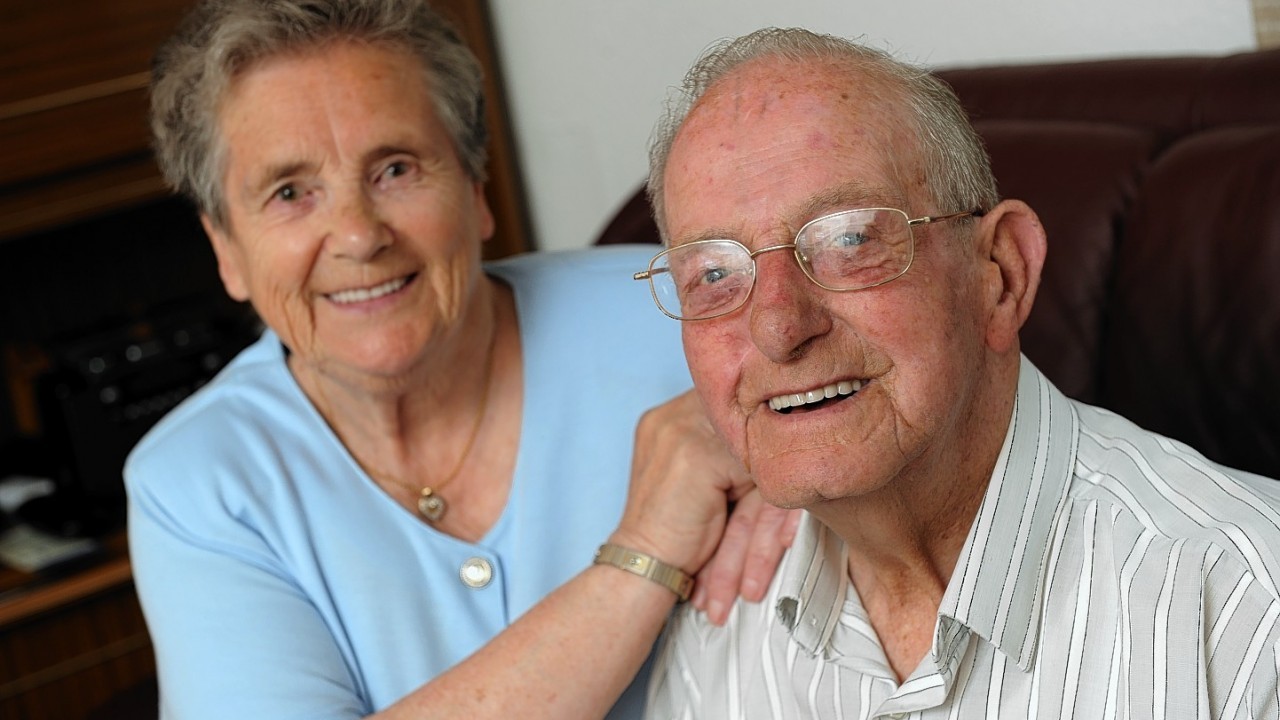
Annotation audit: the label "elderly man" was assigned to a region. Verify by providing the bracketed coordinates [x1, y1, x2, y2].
[634, 28, 1280, 718]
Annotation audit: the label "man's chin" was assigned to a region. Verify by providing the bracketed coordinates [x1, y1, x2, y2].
[751, 454, 894, 510]
[752, 466, 836, 510]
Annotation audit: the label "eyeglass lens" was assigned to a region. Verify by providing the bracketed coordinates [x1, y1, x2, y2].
[649, 208, 914, 320]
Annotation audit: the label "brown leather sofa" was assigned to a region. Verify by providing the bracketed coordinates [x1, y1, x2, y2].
[596, 49, 1280, 479]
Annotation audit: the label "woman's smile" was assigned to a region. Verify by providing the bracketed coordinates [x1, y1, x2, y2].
[325, 272, 418, 306]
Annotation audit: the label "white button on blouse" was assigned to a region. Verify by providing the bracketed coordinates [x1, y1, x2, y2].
[459, 557, 493, 588]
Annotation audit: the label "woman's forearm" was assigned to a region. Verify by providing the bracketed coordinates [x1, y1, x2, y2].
[376, 562, 678, 719]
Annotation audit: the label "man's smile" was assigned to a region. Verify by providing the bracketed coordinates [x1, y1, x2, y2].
[767, 378, 864, 413]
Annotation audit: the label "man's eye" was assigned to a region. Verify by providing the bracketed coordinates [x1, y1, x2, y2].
[274, 184, 299, 202]
[701, 267, 729, 284]
[834, 231, 870, 247]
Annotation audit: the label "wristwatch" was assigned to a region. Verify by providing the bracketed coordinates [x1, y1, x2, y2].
[594, 543, 694, 602]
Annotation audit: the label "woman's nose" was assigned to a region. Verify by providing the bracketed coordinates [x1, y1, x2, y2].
[327, 189, 391, 261]
[747, 249, 830, 363]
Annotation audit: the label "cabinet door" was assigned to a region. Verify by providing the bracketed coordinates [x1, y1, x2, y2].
[426, 0, 533, 259]
[0, 0, 530, 257]
[0, 0, 190, 240]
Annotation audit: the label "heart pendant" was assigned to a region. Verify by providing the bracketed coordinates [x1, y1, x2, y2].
[418, 488, 447, 522]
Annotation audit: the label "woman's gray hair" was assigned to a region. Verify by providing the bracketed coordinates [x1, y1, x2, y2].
[150, 0, 487, 230]
[647, 28, 998, 242]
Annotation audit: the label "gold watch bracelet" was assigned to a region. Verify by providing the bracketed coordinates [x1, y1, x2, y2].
[593, 543, 694, 602]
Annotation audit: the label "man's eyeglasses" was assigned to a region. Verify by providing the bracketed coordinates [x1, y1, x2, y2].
[633, 207, 982, 321]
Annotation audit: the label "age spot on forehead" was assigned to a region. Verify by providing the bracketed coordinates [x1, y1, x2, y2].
[806, 130, 832, 150]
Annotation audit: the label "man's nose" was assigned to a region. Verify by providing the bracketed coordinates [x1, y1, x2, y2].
[327, 188, 391, 261]
[747, 248, 830, 363]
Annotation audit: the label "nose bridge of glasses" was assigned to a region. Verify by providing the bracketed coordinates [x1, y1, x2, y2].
[747, 242, 816, 288]
[748, 242, 801, 261]
[745, 241, 830, 306]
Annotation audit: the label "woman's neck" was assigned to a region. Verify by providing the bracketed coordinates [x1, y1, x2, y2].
[294, 276, 524, 539]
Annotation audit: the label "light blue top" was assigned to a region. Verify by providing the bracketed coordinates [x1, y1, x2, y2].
[125, 245, 689, 720]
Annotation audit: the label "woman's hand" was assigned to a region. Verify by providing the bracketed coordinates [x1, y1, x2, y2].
[692, 491, 800, 625]
[609, 389, 800, 622]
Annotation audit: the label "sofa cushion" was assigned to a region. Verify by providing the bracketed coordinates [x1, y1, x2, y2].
[1103, 125, 1280, 477]
[976, 119, 1157, 404]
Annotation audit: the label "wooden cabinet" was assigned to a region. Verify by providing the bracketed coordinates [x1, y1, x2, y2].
[436, 0, 535, 259]
[0, 2, 530, 717]
[0, 0, 531, 258]
[0, 535, 155, 720]
[0, 0, 188, 242]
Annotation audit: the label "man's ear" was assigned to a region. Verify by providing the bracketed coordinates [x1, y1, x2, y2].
[977, 199, 1047, 353]
[201, 214, 251, 302]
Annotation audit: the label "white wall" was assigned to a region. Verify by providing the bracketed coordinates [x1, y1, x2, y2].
[487, 0, 1256, 252]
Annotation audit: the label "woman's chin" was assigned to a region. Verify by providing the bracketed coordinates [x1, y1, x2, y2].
[294, 342, 429, 392]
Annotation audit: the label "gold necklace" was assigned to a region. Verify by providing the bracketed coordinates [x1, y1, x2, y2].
[416, 326, 498, 523]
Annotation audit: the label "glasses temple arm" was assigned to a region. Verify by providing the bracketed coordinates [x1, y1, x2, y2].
[907, 208, 986, 227]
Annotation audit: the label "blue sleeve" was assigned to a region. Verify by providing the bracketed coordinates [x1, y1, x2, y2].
[127, 455, 369, 720]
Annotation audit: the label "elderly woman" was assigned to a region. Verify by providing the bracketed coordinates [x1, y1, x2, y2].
[126, 1, 790, 718]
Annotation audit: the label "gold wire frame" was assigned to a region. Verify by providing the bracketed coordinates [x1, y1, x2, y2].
[633, 208, 980, 321]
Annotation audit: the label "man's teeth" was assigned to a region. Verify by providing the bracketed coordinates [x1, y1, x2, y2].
[328, 276, 409, 304]
[768, 380, 863, 411]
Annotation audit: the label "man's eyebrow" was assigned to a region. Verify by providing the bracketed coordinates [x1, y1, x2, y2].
[675, 225, 742, 246]
[794, 181, 905, 223]
[669, 181, 906, 247]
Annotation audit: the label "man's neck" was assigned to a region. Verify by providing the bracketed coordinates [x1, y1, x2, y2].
[825, 475, 986, 682]
[810, 356, 1020, 682]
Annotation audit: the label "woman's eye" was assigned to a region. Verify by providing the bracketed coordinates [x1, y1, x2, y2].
[381, 161, 413, 182]
[273, 184, 299, 203]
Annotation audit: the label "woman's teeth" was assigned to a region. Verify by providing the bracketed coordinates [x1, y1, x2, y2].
[768, 379, 863, 412]
[328, 276, 409, 304]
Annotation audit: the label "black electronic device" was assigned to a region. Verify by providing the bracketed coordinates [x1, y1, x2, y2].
[18, 307, 259, 537]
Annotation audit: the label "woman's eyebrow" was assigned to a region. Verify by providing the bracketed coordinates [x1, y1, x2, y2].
[246, 160, 313, 197]
[360, 144, 417, 167]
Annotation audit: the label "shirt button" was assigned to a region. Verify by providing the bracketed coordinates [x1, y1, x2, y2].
[460, 557, 493, 588]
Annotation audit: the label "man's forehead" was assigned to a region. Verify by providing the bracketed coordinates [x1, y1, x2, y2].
[672, 57, 909, 162]
[663, 66, 918, 240]
[698, 54, 891, 111]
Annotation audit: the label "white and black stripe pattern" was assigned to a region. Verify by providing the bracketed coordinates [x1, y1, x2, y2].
[647, 356, 1280, 719]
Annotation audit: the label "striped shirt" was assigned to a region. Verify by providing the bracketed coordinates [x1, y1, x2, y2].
[647, 356, 1280, 719]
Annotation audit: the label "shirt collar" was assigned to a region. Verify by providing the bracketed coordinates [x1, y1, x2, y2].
[775, 512, 848, 655]
[936, 355, 1078, 670]
[772, 356, 1079, 671]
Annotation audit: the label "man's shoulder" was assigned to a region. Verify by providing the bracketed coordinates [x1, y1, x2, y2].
[1068, 400, 1280, 596]
[1071, 400, 1280, 518]
[662, 513, 834, 654]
